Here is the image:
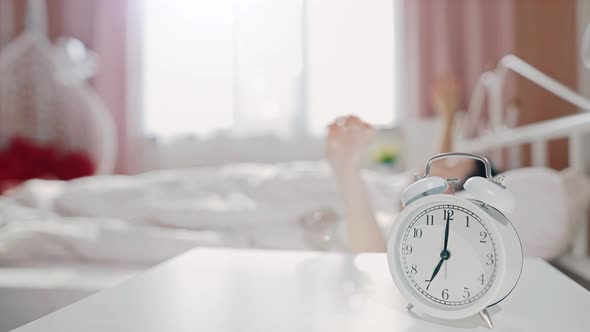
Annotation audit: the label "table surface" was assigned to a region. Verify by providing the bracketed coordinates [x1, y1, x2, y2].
[13, 249, 590, 332]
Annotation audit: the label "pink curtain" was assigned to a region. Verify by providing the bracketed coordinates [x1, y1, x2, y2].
[0, 0, 133, 173]
[403, 0, 515, 118]
[48, 0, 132, 173]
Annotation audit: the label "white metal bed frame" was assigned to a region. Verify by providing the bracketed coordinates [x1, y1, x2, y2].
[458, 54, 590, 258]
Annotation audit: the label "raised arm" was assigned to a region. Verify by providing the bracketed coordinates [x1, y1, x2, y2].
[430, 75, 476, 179]
[432, 75, 461, 154]
[325, 116, 386, 252]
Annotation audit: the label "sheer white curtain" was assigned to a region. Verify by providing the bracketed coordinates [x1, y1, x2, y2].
[142, 0, 395, 140]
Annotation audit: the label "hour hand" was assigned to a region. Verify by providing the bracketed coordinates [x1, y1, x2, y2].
[425, 258, 444, 290]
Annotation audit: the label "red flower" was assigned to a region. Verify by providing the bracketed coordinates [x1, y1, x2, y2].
[0, 136, 96, 192]
[54, 152, 96, 180]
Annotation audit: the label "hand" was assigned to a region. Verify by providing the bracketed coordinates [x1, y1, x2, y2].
[431, 75, 461, 122]
[443, 213, 450, 251]
[325, 115, 375, 173]
[426, 258, 444, 290]
[426, 212, 452, 290]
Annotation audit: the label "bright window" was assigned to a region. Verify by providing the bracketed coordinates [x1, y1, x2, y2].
[142, 0, 396, 139]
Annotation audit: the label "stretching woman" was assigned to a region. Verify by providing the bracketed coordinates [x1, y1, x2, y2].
[326, 77, 496, 252]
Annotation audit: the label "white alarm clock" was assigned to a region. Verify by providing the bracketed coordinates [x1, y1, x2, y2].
[387, 153, 523, 329]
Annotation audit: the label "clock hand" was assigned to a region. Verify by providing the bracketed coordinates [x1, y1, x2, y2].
[425, 257, 444, 290]
[443, 214, 450, 251]
[426, 212, 453, 290]
[426, 210, 453, 291]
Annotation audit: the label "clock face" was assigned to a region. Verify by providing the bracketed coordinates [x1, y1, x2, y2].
[399, 203, 497, 306]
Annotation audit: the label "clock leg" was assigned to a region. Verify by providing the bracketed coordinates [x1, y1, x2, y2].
[479, 309, 494, 329]
[406, 303, 414, 311]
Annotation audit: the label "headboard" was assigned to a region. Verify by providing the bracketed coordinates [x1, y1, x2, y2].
[457, 55, 590, 257]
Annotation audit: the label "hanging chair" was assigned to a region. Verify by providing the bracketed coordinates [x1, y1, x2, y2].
[0, 0, 116, 182]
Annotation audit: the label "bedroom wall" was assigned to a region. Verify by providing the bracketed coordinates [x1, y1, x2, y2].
[576, 0, 590, 257]
[513, 0, 578, 170]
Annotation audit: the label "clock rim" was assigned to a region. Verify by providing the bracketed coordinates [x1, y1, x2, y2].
[472, 198, 524, 308]
[387, 194, 510, 320]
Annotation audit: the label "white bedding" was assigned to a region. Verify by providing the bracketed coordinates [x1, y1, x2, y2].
[3, 161, 589, 271]
[53, 163, 404, 228]
[0, 162, 407, 268]
[3, 161, 590, 271]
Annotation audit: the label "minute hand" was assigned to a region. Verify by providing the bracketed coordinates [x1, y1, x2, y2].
[443, 215, 450, 251]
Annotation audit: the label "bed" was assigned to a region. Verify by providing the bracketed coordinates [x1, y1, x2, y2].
[458, 54, 590, 285]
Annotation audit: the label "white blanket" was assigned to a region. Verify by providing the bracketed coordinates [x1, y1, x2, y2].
[53, 162, 405, 228]
[0, 213, 235, 265]
[3, 161, 589, 267]
[0, 162, 408, 266]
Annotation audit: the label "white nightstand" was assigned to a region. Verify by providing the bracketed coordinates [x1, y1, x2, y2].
[12, 249, 590, 331]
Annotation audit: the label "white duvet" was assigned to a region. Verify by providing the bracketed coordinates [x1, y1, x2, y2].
[2, 161, 587, 269]
[0, 162, 408, 267]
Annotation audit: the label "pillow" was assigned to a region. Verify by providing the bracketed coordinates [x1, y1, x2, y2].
[457, 167, 590, 260]
[559, 168, 590, 254]
[494, 168, 589, 260]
